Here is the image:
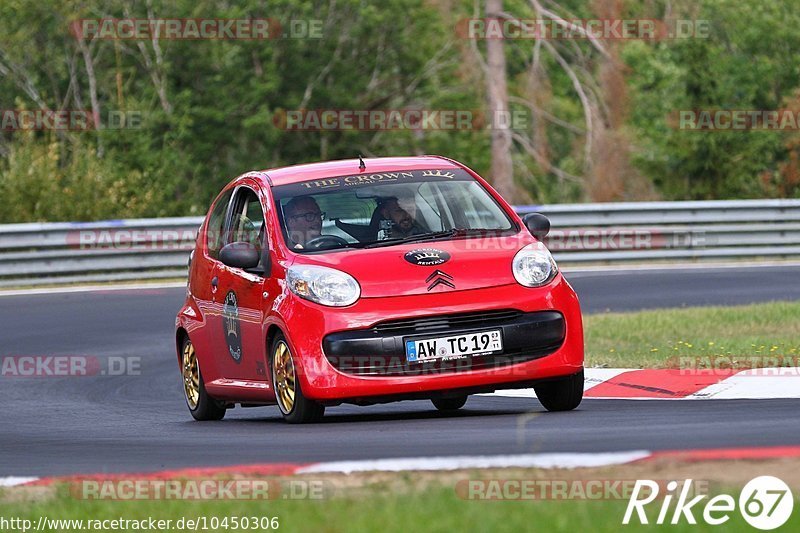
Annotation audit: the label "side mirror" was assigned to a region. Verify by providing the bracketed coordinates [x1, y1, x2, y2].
[220, 242, 260, 270]
[522, 213, 551, 241]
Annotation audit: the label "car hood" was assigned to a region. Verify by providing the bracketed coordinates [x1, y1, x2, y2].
[291, 233, 537, 298]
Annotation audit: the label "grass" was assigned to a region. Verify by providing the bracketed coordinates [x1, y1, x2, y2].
[584, 300, 800, 368]
[3, 481, 798, 533]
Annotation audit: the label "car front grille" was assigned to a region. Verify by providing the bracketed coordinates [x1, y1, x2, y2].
[371, 309, 523, 335]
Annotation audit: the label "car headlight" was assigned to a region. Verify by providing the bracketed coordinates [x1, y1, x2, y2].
[512, 243, 558, 287]
[287, 265, 360, 307]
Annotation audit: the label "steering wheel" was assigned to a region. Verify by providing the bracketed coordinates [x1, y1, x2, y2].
[305, 235, 350, 250]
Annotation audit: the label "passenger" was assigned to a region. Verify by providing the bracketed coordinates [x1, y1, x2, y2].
[377, 197, 426, 238]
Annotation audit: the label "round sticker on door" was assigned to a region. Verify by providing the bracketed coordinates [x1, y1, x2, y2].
[222, 290, 242, 363]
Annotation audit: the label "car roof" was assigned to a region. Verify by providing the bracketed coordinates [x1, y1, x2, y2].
[253, 156, 462, 187]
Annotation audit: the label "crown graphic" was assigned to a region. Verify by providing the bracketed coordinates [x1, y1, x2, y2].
[422, 169, 455, 179]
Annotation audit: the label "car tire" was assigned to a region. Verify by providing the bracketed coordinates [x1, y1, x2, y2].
[271, 333, 325, 424]
[181, 337, 226, 421]
[431, 395, 468, 411]
[534, 370, 584, 412]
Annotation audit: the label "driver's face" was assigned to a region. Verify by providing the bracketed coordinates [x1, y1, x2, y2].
[286, 198, 322, 246]
[382, 200, 414, 231]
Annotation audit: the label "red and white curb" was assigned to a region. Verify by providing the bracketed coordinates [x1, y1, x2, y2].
[486, 367, 800, 400]
[4, 446, 800, 488]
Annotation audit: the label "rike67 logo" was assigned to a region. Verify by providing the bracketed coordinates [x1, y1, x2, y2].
[624, 476, 793, 530]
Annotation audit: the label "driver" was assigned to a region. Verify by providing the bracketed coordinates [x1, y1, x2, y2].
[284, 196, 323, 249]
[377, 197, 426, 238]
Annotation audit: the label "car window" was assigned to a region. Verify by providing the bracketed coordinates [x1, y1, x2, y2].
[418, 181, 510, 230]
[205, 189, 232, 260]
[229, 187, 266, 255]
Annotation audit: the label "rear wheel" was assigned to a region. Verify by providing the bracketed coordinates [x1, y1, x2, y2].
[181, 337, 226, 421]
[271, 333, 325, 424]
[431, 395, 468, 411]
[534, 370, 584, 412]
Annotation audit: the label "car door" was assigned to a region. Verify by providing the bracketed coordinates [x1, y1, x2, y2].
[213, 181, 270, 381]
[189, 186, 234, 383]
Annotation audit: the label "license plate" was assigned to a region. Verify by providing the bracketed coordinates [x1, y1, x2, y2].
[405, 330, 503, 362]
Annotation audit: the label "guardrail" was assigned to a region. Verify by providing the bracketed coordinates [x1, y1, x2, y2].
[1, 199, 799, 287]
[523, 199, 800, 263]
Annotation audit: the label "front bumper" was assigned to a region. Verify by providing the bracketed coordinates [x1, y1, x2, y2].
[323, 309, 565, 376]
[276, 274, 584, 402]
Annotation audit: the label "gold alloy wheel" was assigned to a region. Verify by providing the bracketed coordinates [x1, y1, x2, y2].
[273, 341, 296, 413]
[182, 341, 200, 410]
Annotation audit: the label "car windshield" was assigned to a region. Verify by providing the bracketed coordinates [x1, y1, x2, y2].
[272, 168, 516, 252]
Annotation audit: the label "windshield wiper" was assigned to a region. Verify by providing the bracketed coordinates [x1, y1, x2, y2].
[361, 228, 502, 249]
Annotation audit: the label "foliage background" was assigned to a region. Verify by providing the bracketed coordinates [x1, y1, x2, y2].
[1, 0, 799, 222]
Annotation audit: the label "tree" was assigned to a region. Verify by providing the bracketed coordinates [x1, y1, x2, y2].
[485, 0, 518, 202]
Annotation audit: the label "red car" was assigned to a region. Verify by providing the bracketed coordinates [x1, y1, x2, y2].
[176, 156, 584, 423]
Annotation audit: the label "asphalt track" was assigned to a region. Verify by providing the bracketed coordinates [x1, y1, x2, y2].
[2, 264, 800, 477]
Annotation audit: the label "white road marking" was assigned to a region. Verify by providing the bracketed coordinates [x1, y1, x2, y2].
[297, 451, 652, 474]
[0, 477, 39, 487]
[485, 368, 800, 400]
[689, 368, 800, 399]
[0, 282, 186, 297]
